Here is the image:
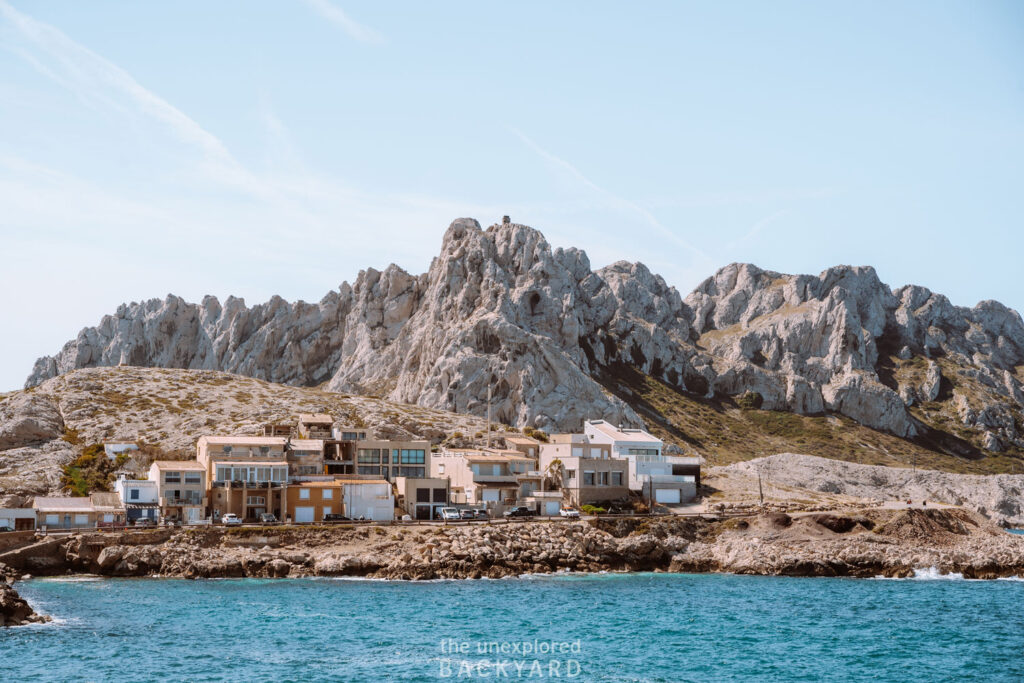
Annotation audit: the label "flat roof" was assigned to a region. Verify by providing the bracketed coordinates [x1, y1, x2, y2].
[151, 460, 206, 470]
[298, 414, 334, 424]
[212, 460, 289, 467]
[199, 436, 289, 446]
[442, 450, 532, 462]
[294, 479, 389, 486]
[289, 439, 325, 450]
[505, 436, 540, 446]
[586, 420, 662, 444]
[549, 433, 594, 444]
[33, 497, 93, 512]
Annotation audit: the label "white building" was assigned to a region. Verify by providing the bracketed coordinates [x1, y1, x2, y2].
[583, 420, 700, 505]
[114, 473, 160, 523]
[340, 480, 394, 521]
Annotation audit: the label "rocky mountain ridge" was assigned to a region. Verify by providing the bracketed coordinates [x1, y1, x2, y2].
[25, 218, 1024, 457]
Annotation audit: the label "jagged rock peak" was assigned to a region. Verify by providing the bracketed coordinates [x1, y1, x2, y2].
[22, 218, 1024, 447]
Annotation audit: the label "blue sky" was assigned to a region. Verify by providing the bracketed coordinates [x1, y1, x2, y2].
[1, 1, 1022, 391]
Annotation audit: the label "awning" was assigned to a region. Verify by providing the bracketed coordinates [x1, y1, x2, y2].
[124, 503, 160, 509]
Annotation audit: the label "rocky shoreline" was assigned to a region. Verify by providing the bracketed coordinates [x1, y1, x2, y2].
[0, 507, 1022, 586]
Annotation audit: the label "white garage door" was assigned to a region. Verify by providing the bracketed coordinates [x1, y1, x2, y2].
[544, 501, 560, 516]
[655, 489, 681, 504]
[482, 489, 500, 502]
[294, 507, 315, 523]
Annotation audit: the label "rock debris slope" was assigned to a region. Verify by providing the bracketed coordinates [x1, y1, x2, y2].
[25, 219, 1024, 446]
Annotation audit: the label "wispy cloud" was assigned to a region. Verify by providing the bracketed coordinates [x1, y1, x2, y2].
[0, 0, 267, 198]
[726, 209, 790, 251]
[300, 0, 384, 44]
[511, 128, 711, 263]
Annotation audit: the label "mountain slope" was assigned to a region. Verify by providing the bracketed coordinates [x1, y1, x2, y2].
[25, 218, 1024, 459]
[1, 367, 489, 498]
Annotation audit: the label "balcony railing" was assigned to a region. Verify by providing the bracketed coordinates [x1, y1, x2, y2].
[471, 474, 519, 483]
[643, 474, 696, 484]
[162, 497, 204, 506]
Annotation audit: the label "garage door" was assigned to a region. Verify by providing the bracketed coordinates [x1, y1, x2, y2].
[655, 489, 681, 504]
[294, 507, 315, 523]
[544, 501, 560, 516]
[482, 489, 500, 502]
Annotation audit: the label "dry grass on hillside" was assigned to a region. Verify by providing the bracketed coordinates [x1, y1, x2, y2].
[599, 363, 1024, 475]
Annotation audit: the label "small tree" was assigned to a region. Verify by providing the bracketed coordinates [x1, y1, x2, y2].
[543, 458, 564, 492]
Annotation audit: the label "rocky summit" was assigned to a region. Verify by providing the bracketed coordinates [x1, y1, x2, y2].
[24, 218, 1024, 453]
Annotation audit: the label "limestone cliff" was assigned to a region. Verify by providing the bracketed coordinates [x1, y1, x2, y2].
[24, 218, 1024, 450]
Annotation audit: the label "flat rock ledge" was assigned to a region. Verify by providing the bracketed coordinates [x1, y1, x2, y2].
[0, 509, 1022, 583]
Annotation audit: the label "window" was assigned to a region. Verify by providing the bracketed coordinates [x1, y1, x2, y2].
[381, 449, 390, 465]
[358, 449, 381, 464]
[130, 489, 140, 500]
[433, 488, 447, 503]
[599, 472, 609, 486]
[566, 469, 576, 481]
[628, 448, 659, 456]
[416, 489, 431, 503]
[400, 449, 425, 464]
[583, 471, 595, 486]
[260, 446, 270, 455]
[322, 489, 333, 500]
[398, 466, 425, 477]
[247, 496, 266, 506]
[611, 471, 623, 486]
[184, 472, 201, 484]
[164, 472, 181, 483]
[590, 448, 602, 458]
[45, 514, 58, 526]
[357, 466, 381, 475]
[74, 514, 89, 526]
[299, 489, 310, 500]
[437, 464, 445, 474]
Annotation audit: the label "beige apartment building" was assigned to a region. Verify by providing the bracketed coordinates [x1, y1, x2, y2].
[540, 434, 629, 506]
[324, 427, 430, 481]
[197, 436, 291, 521]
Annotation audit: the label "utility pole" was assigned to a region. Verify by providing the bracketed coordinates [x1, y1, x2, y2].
[757, 470, 764, 506]
[485, 384, 492, 449]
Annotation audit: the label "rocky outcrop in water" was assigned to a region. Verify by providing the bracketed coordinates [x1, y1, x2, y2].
[24, 219, 1024, 443]
[0, 565, 49, 626]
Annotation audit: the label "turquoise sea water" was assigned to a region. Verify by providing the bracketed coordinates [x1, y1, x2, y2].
[3, 572, 1024, 682]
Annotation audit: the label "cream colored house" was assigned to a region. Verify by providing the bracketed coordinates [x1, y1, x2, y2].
[431, 448, 536, 508]
[394, 476, 449, 520]
[149, 460, 207, 523]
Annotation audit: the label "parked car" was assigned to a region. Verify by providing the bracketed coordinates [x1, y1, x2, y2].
[439, 507, 461, 521]
[258, 513, 279, 525]
[221, 513, 242, 526]
[459, 509, 476, 520]
[133, 517, 156, 527]
[503, 506, 535, 519]
[324, 514, 350, 522]
[559, 507, 580, 519]
[473, 509, 489, 519]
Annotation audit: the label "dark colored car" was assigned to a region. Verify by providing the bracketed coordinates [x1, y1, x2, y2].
[324, 514, 350, 522]
[503, 506, 535, 519]
[473, 509, 489, 519]
[258, 513, 279, 524]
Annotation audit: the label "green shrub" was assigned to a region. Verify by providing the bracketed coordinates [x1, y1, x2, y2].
[580, 504, 607, 515]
